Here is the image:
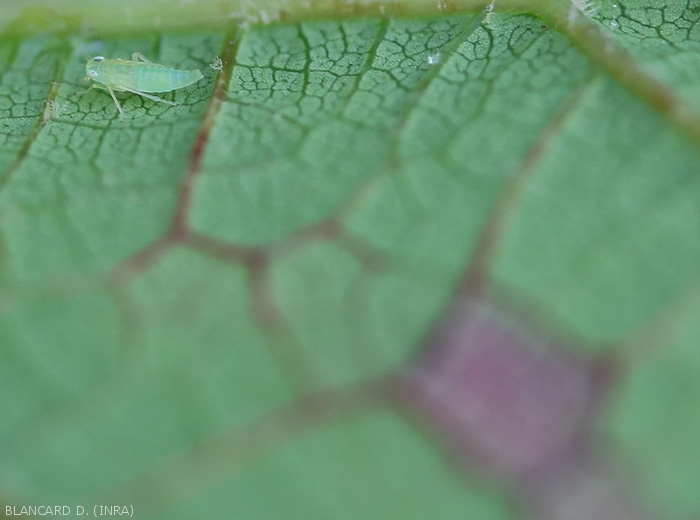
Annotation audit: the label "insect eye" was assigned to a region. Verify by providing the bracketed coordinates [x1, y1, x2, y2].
[93, 56, 105, 62]
[88, 70, 98, 78]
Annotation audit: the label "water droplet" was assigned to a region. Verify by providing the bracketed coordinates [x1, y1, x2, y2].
[427, 53, 441, 65]
[610, 20, 618, 28]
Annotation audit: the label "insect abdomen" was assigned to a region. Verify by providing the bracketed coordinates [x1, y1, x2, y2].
[136, 67, 203, 92]
[107, 63, 203, 93]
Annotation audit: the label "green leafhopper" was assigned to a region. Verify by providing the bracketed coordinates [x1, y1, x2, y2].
[84, 53, 204, 118]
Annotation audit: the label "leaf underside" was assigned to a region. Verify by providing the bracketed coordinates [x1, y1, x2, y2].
[1, 2, 700, 518]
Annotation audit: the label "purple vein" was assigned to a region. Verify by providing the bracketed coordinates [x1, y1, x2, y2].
[461, 79, 594, 295]
[110, 31, 241, 282]
[169, 32, 240, 237]
[99, 380, 388, 516]
[550, 6, 700, 147]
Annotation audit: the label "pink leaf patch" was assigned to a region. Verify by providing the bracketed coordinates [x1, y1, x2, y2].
[396, 297, 611, 479]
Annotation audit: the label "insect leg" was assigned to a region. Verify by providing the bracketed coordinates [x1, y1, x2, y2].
[131, 52, 151, 63]
[107, 87, 125, 118]
[74, 84, 96, 99]
[121, 88, 179, 106]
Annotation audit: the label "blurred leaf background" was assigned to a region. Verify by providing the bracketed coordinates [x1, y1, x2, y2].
[1, 0, 700, 518]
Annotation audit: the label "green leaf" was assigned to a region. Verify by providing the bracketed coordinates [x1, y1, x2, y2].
[2, 0, 700, 518]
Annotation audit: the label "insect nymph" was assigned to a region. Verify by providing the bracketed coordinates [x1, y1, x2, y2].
[84, 53, 204, 118]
